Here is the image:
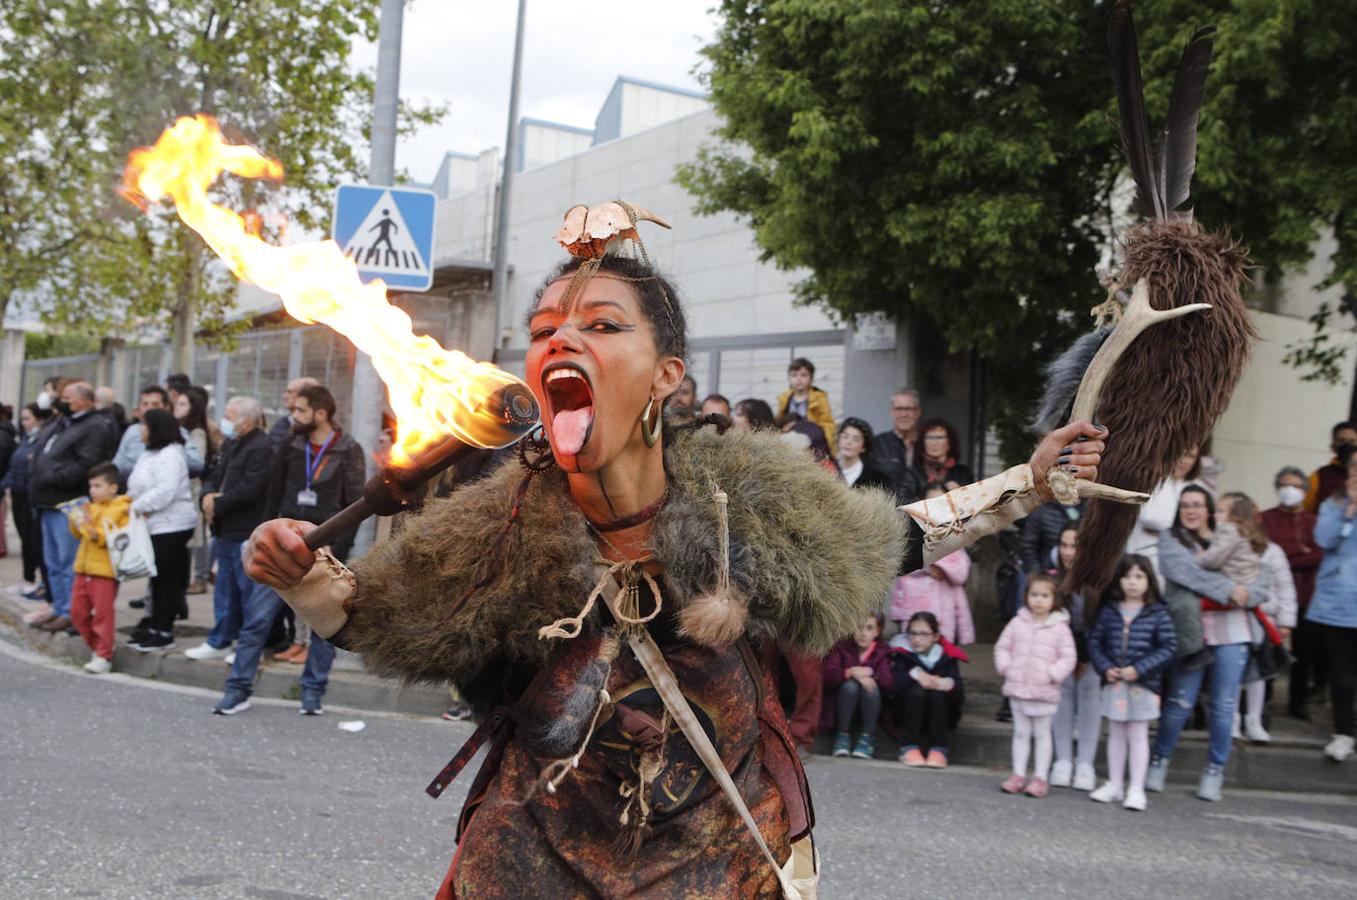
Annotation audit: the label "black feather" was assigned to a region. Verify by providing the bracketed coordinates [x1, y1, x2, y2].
[1109, 0, 1164, 219]
[1158, 25, 1215, 216]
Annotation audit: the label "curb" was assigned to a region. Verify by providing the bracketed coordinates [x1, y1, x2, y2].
[5, 593, 1355, 795]
[0, 596, 449, 717]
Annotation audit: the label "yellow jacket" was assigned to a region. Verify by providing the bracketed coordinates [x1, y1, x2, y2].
[776, 387, 836, 448]
[69, 495, 132, 579]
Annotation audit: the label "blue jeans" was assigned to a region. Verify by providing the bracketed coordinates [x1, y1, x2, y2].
[205, 539, 249, 649]
[39, 509, 79, 618]
[225, 582, 334, 699]
[1154, 643, 1251, 768]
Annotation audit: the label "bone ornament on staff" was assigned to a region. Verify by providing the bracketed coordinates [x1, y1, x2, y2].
[1044, 278, 1211, 508]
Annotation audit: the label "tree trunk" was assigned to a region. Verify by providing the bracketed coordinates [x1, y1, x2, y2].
[170, 237, 201, 377]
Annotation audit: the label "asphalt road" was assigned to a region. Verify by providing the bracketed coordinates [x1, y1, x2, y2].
[3, 631, 1356, 900]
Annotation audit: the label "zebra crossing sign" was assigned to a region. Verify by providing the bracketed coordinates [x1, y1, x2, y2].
[332, 184, 437, 291]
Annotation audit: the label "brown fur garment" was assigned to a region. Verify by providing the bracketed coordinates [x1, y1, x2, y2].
[1069, 220, 1255, 594]
[343, 426, 905, 707]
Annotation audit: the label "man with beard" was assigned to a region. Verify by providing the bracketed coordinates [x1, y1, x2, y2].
[212, 383, 364, 716]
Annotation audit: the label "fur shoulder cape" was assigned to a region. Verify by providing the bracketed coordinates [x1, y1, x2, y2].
[344, 427, 906, 693]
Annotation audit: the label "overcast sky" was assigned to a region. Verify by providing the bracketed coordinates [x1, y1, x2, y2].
[350, 1, 720, 184]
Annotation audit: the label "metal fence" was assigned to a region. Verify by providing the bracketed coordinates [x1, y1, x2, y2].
[19, 326, 358, 426]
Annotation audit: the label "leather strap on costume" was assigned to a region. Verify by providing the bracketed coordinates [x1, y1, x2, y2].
[737, 638, 815, 841]
[426, 709, 508, 800]
[901, 464, 1042, 566]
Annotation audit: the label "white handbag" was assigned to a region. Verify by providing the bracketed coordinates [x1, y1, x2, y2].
[105, 510, 158, 581]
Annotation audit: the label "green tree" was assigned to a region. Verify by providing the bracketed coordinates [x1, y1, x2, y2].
[680, 0, 1357, 458]
[0, 0, 444, 371]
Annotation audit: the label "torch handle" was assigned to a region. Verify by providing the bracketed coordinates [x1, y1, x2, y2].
[303, 498, 373, 552]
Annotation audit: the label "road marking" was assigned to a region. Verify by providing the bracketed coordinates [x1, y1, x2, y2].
[1207, 813, 1357, 841]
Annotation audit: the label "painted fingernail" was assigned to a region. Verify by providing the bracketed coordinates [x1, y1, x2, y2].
[1058, 448, 1073, 459]
[1066, 465, 1080, 474]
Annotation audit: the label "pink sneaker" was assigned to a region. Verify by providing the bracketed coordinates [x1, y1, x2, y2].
[1024, 777, 1050, 798]
[899, 748, 926, 767]
[1000, 774, 1027, 794]
[925, 749, 949, 769]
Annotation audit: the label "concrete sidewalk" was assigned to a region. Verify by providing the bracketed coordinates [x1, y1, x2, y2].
[3, 512, 1354, 794]
[0, 514, 449, 717]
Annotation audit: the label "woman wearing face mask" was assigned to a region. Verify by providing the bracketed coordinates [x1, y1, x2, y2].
[4, 404, 51, 602]
[242, 204, 1106, 896]
[1148, 485, 1272, 801]
[1262, 466, 1325, 720]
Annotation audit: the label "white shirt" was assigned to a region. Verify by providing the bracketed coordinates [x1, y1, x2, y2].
[840, 458, 863, 487]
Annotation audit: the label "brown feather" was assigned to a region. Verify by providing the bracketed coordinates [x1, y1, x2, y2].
[1068, 220, 1255, 595]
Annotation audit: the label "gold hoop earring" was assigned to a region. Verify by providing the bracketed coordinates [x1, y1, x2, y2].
[640, 395, 663, 448]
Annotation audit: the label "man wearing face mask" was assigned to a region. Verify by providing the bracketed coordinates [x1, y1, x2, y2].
[27, 380, 119, 632]
[1304, 421, 1357, 514]
[212, 384, 364, 716]
[1264, 465, 1326, 719]
[184, 396, 275, 661]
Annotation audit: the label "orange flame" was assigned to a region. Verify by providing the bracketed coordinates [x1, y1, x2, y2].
[120, 114, 533, 465]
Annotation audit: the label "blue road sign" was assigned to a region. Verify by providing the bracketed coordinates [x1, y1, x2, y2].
[332, 184, 437, 291]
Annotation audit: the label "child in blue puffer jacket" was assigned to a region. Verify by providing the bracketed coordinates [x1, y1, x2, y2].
[1087, 554, 1176, 812]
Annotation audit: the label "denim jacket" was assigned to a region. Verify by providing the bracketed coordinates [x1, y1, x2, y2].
[1307, 498, 1357, 629]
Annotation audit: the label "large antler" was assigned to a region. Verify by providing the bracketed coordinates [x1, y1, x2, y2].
[1048, 279, 1211, 506]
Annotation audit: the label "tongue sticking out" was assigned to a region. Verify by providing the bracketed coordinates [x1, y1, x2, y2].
[552, 406, 593, 456]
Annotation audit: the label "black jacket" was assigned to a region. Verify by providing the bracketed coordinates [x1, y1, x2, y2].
[868, 431, 924, 505]
[204, 428, 275, 541]
[28, 411, 118, 508]
[267, 429, 366, 559]
[1019, 499, 1085, 571]
[912, 460, 975, 490]
[847, 459, 895, 493]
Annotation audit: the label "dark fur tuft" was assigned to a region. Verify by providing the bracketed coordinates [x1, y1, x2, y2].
[1069, 221, 1255, 594]
[1031, 329, 1112, 435]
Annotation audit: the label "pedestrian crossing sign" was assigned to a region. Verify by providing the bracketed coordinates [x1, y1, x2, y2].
[332, 184, 437, 291]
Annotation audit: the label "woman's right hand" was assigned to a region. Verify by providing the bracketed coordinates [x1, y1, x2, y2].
[1228, 583, 1250, 607]
[244, 519, 318, 590]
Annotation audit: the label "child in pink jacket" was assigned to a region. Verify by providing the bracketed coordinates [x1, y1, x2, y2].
[995, 571, 1076, 799]
[889, 548, 975, 645]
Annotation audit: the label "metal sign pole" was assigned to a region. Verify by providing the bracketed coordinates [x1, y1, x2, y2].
[490, 0, 528, 362]
[349, 0, 404, 558]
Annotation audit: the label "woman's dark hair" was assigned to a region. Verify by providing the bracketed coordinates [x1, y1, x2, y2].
[1055, 522, 1080, 579]
[179, 385, 214, 458]
[1171, 484, 1216, 549]
[787, 420, 836, 466]
[734, 398, 776, 431]
[839, 416, 874, 454]
[1101, 554, 1164, 606]
[914, 416, 962, 464]
[1178, 446, 1203, 482]
[142, 408, 184, 451]
[907, 611, 940, 636]
[23, 402, 50, 425]
[528, 256, 688, 362]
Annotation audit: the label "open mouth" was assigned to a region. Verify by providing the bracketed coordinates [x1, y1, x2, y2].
[542, 363, 595, 457]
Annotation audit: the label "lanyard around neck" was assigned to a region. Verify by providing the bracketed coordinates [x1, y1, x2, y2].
[304, 432, 337, 489]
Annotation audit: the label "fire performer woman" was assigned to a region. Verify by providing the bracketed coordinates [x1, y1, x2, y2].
[244, 203, 1105, 898]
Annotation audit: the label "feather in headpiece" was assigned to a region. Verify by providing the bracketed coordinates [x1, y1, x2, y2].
[1057, 1, 1255, 594]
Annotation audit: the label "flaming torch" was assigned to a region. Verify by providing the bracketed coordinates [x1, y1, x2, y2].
[120, 115, 538, 549]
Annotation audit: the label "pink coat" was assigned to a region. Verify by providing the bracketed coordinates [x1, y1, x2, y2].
[994, 608, 1077, 705]
[888, 549, 975, 644]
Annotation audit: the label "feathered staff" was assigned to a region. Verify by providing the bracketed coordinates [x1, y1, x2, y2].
[1034, 1, 1256, 594]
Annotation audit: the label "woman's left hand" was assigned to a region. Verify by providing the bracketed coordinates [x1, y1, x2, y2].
[1029, 420, 1106, 501]
[1120, 666, 1138, 682]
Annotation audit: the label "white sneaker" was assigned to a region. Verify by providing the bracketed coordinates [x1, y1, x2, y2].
[185, 642, 233, 661]
[83, 656, 112, 675]
[224, 651, 236, 666]
[1049, 760, 1073, 788]
[1090, 781, 1125, 804]
[1123, 788, 1148, 811]
[1243, 714, 1272, 743]
[1073, 763, 1097, 792]
[1232, 713, 1243, 740]
[1323, 734, 1355, 762]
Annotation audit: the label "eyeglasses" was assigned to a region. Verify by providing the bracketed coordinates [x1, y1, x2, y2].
[924, 434, 948, 441]
[892, 405, 920, 413]
[907, 630, 937, 637]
